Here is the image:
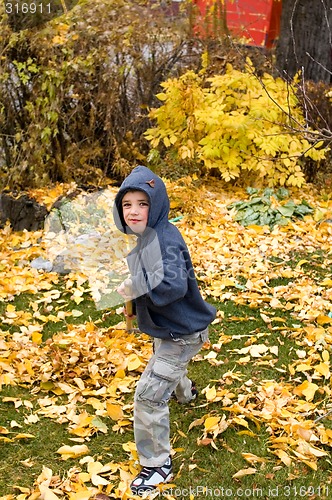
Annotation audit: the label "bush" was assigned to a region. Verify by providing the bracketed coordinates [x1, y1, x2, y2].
[145, 59, 328, 187]
[0, 0, 197, 189]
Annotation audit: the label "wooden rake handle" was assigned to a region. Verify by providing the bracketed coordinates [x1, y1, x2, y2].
[124, 280, 134, 332]
[125, 299, 133, 332]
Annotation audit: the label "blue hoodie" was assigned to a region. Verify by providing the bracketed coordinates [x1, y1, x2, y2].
[114, 166, 216, 339]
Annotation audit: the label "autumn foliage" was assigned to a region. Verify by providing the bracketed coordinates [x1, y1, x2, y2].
[0, 0, 193, 189]
[145, 58, 328, 187]
[1, 179, 332, 497]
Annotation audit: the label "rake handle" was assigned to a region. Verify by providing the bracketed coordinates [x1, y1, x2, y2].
[125, 299, 133, 331]
[123, 279, 134, 331]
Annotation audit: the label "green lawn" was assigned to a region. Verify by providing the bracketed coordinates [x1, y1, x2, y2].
[1, 249, 332, 499]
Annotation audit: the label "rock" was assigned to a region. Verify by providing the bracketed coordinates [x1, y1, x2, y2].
[30, 257, 53, 272]
[0, 192, 48, 231]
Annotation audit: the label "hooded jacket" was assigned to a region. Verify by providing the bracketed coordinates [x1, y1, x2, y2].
[114, 166, 216, 339]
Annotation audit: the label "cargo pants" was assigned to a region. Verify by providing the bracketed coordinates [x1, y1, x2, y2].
[134, 327, 209, 467]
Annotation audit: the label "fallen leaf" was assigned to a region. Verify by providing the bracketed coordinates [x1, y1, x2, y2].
[232, 467, 257, 479]
[56, 444, 89, 460]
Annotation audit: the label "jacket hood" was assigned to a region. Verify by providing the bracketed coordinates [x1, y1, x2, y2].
[113, 166, 170, 233]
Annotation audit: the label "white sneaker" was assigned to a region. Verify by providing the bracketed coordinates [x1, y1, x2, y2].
[130, 456, 173, 496]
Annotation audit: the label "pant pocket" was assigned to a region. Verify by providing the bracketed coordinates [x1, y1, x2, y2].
[199, 328, 209, 344]
[136, 359, 183, 405]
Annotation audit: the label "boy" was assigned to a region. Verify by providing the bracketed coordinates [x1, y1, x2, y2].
[114, 166, 216, 496]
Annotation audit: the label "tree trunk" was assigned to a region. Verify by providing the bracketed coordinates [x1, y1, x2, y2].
[0, 193, 48, 231]
[276, 0, 332, 83]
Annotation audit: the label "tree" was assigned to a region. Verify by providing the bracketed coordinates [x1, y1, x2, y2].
[0, 0, 195, 189]
[276, 0, 332, 83]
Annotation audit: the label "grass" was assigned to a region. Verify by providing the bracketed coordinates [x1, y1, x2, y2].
[1, 250, 332, 498]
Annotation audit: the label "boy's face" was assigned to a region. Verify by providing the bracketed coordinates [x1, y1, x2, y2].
[122, 191, 150, 234]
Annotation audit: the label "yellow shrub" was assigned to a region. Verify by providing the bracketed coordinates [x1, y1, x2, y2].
[145, 61, 328, 186]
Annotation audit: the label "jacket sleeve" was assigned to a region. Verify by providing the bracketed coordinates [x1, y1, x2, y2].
[149, 258, 189, 306]
[128, 228, 190, 307]
[141, 243, 190, 307]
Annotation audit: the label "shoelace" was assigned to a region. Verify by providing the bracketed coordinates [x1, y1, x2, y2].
[139, 467, 153, 478]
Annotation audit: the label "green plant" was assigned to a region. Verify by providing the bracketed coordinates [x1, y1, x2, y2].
[227, 187, 314, 228]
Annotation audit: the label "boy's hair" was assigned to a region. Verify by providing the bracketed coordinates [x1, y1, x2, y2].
[120, 187, 146, 198]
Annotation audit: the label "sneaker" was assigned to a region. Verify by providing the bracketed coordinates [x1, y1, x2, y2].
[190, 380, 198, 401]
[130, 456, 173, 496]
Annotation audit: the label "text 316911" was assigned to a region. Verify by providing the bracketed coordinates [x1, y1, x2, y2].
[5, 2, 51, 15]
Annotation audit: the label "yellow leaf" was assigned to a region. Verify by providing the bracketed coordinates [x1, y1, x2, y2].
[31, 331, 43, 345]
[56, 444, 89, 460]
[39, 487, 61, 500]
[241, 452, 267, 464]
[74, 377, 85, 391]
[106, 402, 124, 421]
[204, 416, 220, 431]
[296, 363, 313, 372]
[238, 355, 251, 364]
[24, 359, 35, 376]
[205, 385, 217, 401]
[0, 436, 12, 443]
[322, 349, 330, 362]
[156, 92, 167, 101]
[177, 429, 188, 438]
[188, 417, 205, 431]
[293, 381, 318, 401]
[249, 344, 269, 357]
[320, 278, 332, 286]
[71, 309, 83, 317]
[10, 485, 30, 493]
[233, 417, 249, 428]
[126, 353, 142, 371]
[91, 474, 109, 486]
[13, 433, 35, 440]
[122, 441, 137, 453]
[116, 419, 131, 427]
[220, 278, 236, 287]
[52, 35, 67, 45]
[78, 472, 91, 483]
[298, 442, 328, 458]
[273, 449, 292, 466]
[114, 369, 126, 379]
[232, 467, 256, 479]
[296, 259, 309, 267]
[314, 362, 330, 377]
[246, 224, 266, 233]
[237, 430, 257, 437]
[303, 460, 318, 471]
[317, 315, 332, 325]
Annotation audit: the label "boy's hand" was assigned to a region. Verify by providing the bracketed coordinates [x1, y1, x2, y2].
[117, 278, 133, 301]
[123, 305, 136, 320]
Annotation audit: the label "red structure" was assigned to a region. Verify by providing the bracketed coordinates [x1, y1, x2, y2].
[192, 0, 282, 48]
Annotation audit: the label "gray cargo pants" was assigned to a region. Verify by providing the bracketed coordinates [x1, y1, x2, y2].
[134, 327, 209, 467]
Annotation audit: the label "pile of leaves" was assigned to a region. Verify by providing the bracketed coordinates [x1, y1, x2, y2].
[227, 187, 314, 229]
[1, 178, 332, 498]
